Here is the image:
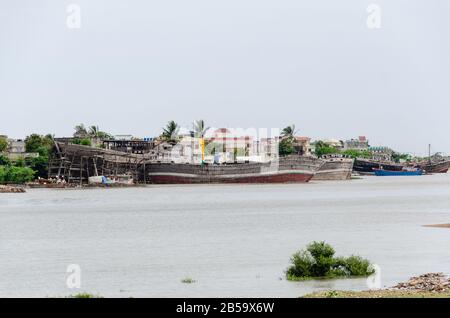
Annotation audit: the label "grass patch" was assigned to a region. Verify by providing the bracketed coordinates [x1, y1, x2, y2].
[286, 241, 374, 281]
[181, 277, 196, 284]
[68, 293, 103, 298]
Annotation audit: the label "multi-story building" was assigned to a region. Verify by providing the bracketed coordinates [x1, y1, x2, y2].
[344, 136, 369, 151]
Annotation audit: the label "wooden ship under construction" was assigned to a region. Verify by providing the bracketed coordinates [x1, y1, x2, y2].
[48, 142, 148, 185]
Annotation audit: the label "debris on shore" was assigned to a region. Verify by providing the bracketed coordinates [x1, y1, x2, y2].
[0, 185, 26, 193]
[303, 273, 450, 298]
[391, 273, 450, 293]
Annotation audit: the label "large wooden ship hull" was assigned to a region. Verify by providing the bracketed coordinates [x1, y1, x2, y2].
[147, 156, 324, 184]
[312, 157, 354, 180]
[417, 160, 450, 174]
[353, 158, 404, 175]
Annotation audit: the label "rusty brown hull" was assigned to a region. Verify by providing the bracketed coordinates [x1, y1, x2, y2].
[147, 156, 323, 184]
[417, 160, 450, 174]
[149, 172, 314, 184]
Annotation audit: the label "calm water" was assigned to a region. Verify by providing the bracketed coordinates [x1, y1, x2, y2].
[1, 175, 450, 298]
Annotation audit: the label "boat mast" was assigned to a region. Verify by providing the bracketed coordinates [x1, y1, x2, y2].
[428, 144, 431, 163]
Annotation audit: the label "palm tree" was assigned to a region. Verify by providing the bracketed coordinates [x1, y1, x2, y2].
[88, 125, 99, 137]
[193, 119, 210, 163]
[161, 120, 179, 143]
[281, 124, 297, 139]
[193, 119, 210, 138]
[88, 125, 112, 139]
[74, 124, 87, 137]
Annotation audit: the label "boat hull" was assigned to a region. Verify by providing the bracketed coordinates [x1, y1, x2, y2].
[353, 158, 404, 175]
[312, 158, 354, 180]
[417, 161, 450, 174]
[374, 169, 423, 176]
[148, 172, 314, 184]
[147, 156, 323, 184]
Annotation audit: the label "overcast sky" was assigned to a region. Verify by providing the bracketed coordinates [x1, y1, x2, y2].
[1, 0, 449, 155]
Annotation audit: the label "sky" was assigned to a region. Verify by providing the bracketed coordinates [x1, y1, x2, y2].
[1, 0, 449, 156]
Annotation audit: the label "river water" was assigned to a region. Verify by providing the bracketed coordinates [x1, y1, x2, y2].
[1, 175, 450, 298]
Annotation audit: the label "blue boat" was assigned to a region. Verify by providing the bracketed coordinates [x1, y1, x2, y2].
[373, 168, 423, 176]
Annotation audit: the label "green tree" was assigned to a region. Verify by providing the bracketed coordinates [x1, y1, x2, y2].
[88, 125, 112, 139]
[279, 138, 295, 156]
[391, 152, 411, 163]
[25, 134, 53, 156]
[74, 124, 88, 137]
[314, 141, 340, 157]
[0, 166, 35, 184]
[24, 134, 54, 178]
[286, 241, 375, 280]
[278, 124, 298, 156]
[161, 120, 179, 143]
[72, 138, 92, 146]
[0, 154, 10, 166]
[0, 137, 8, 152]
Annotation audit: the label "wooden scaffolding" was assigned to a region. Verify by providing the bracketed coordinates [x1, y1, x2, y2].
[48, 142, 147, 184]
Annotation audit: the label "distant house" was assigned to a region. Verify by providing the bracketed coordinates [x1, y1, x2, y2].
[8, 139, 26, 153]
[256, 137, 280, 161]
[113, 135, 133, 141]
[4, 138, 39, 160]
[103, 138, 154, 154]
[293, 136, 312, 155]
[369, 146, 394, 161]
[344, 136, 369, 151]
[205, 128, 255, 161]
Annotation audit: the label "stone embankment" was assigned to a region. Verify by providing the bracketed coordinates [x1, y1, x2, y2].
[0, 185, 26, 193]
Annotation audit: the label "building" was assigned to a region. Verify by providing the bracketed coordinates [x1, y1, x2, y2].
[293, 136, 312, 155]
[8, 139, 26, 153]
[254, 137, 279, 161]
[103, 138, 154, 154]
[368, 146, 394, 161]
[205, 128, 255, 162]
[1, 137, 39, 160]
[344, 136, 369, 151]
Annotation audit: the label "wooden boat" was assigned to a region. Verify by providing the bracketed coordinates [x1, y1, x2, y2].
[146, 155, 324, 184]
[353, 158, 404, 175]
[416, 144, 450, 173]
[312, 155, 354, 180]
[417, 160, 450, 174]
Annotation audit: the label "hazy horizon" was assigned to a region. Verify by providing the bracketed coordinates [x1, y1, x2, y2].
[1, 1, 450, 156]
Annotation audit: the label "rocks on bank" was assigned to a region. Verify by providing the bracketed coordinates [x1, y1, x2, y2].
[0, 185, 26, 193]
[303, 273, 450, 298]
[392, 273, 450, 293]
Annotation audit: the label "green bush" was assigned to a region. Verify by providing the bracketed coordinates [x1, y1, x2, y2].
[0, 138, 8, 152]
[72, 138, 92, 146]
[0, 165, 35, 184]
[279, 138, 295, 155]
[0, 155, 10, 166]
[343, 255, 373, 276]
[286, 241, 374, 280]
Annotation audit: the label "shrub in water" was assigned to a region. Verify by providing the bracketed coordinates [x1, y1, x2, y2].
[286, 241, 374, 280]
[342, 255, 373, 276]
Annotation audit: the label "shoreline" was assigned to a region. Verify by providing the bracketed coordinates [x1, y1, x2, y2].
[303, 273, 450, 298]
